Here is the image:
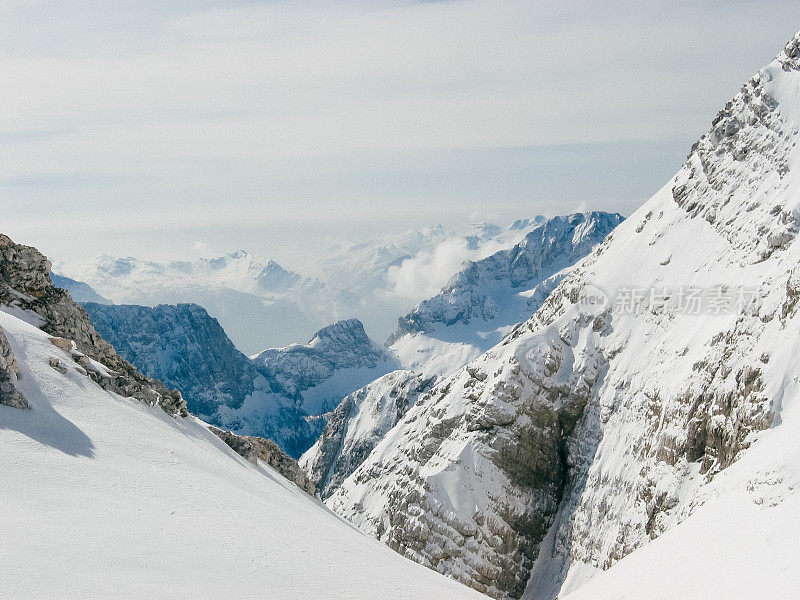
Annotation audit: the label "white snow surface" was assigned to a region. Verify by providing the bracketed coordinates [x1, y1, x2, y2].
[0, 308, 487, 600]
[328, 33, 800, 599]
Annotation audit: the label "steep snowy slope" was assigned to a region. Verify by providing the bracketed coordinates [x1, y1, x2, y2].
[0, 309, 488, 600]
[558, 403, 800, 600]
[82, 302, 398, 458]
[300, 369, 434, 498]
[389, 212, 623, 377]
[328, 32, 800, 599]
[58, 251, 354, 353]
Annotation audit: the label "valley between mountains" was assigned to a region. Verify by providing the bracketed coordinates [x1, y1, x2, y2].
[4, 28, 800, 600]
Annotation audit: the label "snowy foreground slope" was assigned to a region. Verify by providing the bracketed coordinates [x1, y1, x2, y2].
[0, 310, 487, 600]
[327, 32, 800, 599]
[389, 212, 623, 378]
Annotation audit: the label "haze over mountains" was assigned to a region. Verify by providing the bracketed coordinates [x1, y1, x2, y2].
[56, 220, 543, 353]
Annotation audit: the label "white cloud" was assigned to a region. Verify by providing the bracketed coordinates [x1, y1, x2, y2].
[385, 237, 472, 300]
[384, 233, 514, 301]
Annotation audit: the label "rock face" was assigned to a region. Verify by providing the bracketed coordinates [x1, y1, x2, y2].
[209, 427, 316, 496]
[327, 33, 800, 599]
[300, 370, 434, 498]
[81, 302, 398, 458]
[0, 325, 28, 409]
[388, 212, 623, 377]
[254, 319, 401, 415]
[82, 302, 260, 417]
[0, 234, 186, 416]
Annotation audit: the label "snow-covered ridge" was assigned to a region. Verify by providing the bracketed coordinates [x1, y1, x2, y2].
[56, 250, 351, 354]
[327, 31, 800, 599]
[57, 220, 544, 354]
[254, 318, 400, 415]
[389, 212, 623, 377]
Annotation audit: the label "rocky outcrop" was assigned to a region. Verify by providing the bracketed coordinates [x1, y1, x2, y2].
[80, 304, 400, 458]
[210, 426, 316, 496]
[300, 370, 434, 498]
[255, 319, 400, 403]
[0, 325, 28, 409]
[0, 234, 186, 416]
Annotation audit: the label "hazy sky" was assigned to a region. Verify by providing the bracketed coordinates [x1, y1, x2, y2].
[3, 1, 800, 266]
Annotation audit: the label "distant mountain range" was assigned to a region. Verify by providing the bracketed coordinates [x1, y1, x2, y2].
[54, 220, 544, 354]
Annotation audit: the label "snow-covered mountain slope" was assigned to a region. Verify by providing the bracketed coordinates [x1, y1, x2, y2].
[300, 369, 434, 498]
[558, 419, 800, 600]
[389, 212, 623, 377]
[0, 308, 488, 600]
[81, 302, 262, 417]
[81, 302, 398, 459]
[57, 250, 355, 354]
[327, 32, 800, 599]
[50, 272, 112, 304]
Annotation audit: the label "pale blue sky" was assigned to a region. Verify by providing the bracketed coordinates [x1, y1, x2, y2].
[2, 1, 800, 266]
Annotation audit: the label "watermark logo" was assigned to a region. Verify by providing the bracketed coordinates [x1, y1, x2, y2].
[577, 284, 610, 316]
[582, 285, 763, 316]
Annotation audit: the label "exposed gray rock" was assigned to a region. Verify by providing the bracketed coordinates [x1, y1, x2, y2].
[0, 325, 28, 409]
[48, 356, 68, 374]
[210, 426, 316, 496]
[301, 370, 434, 499]
[0, 234, 186, 416]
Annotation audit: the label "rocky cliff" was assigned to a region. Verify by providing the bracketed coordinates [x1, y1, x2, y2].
[81, 302, 399, 458]
[300, 370, 434, 498]
[82, 302, 261, 417]
[327, 32, 800, 599]
[0, 234, 186, 416]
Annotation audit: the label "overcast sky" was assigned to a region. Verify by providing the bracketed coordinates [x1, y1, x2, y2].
[2, 1, 800, 266]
